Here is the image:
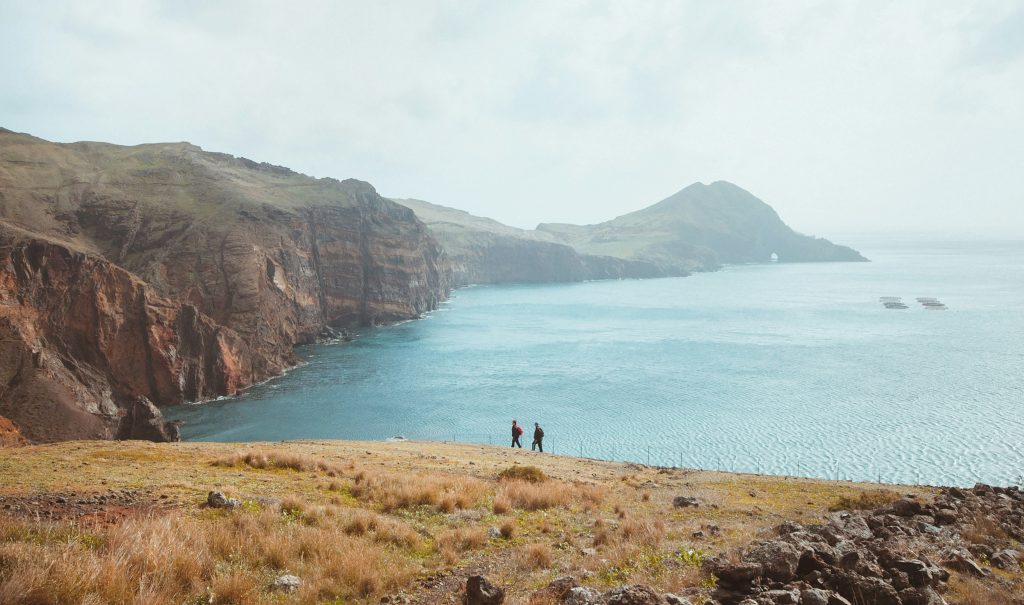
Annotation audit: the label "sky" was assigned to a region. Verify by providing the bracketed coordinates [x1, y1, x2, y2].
[2, 1, 1023, 238]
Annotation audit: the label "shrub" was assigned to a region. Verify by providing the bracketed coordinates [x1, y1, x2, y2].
[500, 519, 515, 539]
[436, 527, 488, 554]
[522, 543, 553, 569]
[492, 497, 511, 515]
[499, 480, 571, 511]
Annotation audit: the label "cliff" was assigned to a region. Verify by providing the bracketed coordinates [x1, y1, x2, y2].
[538, 181, 867, 272]
[392, 199, 665, 286]
[0, 129, 451, 442]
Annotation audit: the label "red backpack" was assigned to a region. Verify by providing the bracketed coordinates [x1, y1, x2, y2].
[514, 425, 524, 436]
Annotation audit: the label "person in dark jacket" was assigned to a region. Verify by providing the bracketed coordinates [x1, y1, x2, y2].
[511, 419, 523, 448]
[531, 422, 544, 452]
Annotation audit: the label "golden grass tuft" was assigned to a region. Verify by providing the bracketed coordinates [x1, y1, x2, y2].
[349, 471, 488, 512]
[492, 496, 511, 515]
[436, 526, 488, 554]
[0, 505, 417, 605]
[212, 450, 344, 475]
[521, 543, 553, 569]
[500, 519, 515, 539]
[499, 480, 572, 511]
[828, 489, 901, 511]
[497, 465, 548, 483]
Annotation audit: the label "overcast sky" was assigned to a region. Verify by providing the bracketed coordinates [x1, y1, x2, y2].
[2, 1, 1022, 237]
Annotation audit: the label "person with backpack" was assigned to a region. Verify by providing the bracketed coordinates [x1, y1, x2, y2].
[532, 422, 544, 452]
[511, 419, 524, 448]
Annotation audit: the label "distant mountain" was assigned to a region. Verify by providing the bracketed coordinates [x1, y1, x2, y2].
[396, 182, 865, 285]
[538, 181, 866, 273]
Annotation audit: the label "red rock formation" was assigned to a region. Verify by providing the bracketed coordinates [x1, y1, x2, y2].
[0, 129, 452, 442]
[0, 415, 27, 447]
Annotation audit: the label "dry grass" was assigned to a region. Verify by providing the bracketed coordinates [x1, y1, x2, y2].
[212, 450, 343, 475]
[946, 573, 1021, 605]
[497, 465, 548, 483]
[500, 519, 515, 539]
[0, 438, 944, 605]
[0, 506, 418, 605]
[961, 515, 1011, 546]
[521, 543, 553, 570]
[492, 496, 511, 515]
[499, 480, 573, 511]
[350, 471, 488, 512]
[436, 526, 488, 553]
[828, 489, 901, 511]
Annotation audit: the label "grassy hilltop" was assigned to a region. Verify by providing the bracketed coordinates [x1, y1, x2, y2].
[2, 440, 1019, 604]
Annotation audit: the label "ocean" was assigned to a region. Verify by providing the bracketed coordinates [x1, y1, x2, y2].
[166, 238, 1024, 487]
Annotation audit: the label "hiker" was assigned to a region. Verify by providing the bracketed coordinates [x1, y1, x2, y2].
[511, 419, 523, 448]
[532, 422, 544, 452]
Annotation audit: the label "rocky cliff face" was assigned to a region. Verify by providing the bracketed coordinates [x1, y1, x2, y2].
[0, 129, 451, 442]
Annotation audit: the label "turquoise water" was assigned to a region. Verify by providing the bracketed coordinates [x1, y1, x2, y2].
[166, 240, 1024, 487]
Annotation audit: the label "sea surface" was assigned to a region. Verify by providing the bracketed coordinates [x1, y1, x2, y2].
[167, 238, 1024, 487]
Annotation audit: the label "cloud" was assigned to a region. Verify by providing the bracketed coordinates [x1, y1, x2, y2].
[1, 0, 1022, 237]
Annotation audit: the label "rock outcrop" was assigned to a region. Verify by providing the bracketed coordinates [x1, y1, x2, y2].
[706, 484, 1024, 605]
[0, 415, 27, 447]
[0, 128, 451, 442]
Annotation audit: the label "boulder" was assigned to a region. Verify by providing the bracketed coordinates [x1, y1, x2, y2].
[891, 559, 932, 587]
[942, 551, 988, 577]
[933, 509, 957, 525]
[270, 574, 301, 593]
[990, 549, 1019, 570]
[467, 576, 505, 605]
[564, 587, 602, 605]
[799, 589, 831, 605]
[762, 588, 799, 603]
[207, 491, 240, 509]
[664, 594, 692, 605]
[745, 540, 801, 582]
[889, 498, 924, 517]
[604, 585, 665, 605]
[672, 496, 700, 508]
[534, 577, 578, 601]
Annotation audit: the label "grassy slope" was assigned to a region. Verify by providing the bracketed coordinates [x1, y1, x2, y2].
[0, 439, 938, 604]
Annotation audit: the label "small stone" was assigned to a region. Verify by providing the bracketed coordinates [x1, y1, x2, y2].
[206, 491, 240, 509]
[270, 574, 301, 593]
[672, 496, 699, 508]
[488, 527, 502, 539]
[466, 575, 504, 605]
[565, 587, 602, 605]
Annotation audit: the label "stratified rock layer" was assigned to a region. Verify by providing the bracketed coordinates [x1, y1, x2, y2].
[0, 129, 451, 442]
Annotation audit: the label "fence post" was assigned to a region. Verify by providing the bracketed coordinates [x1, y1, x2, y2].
[579, 441, 583, 458]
